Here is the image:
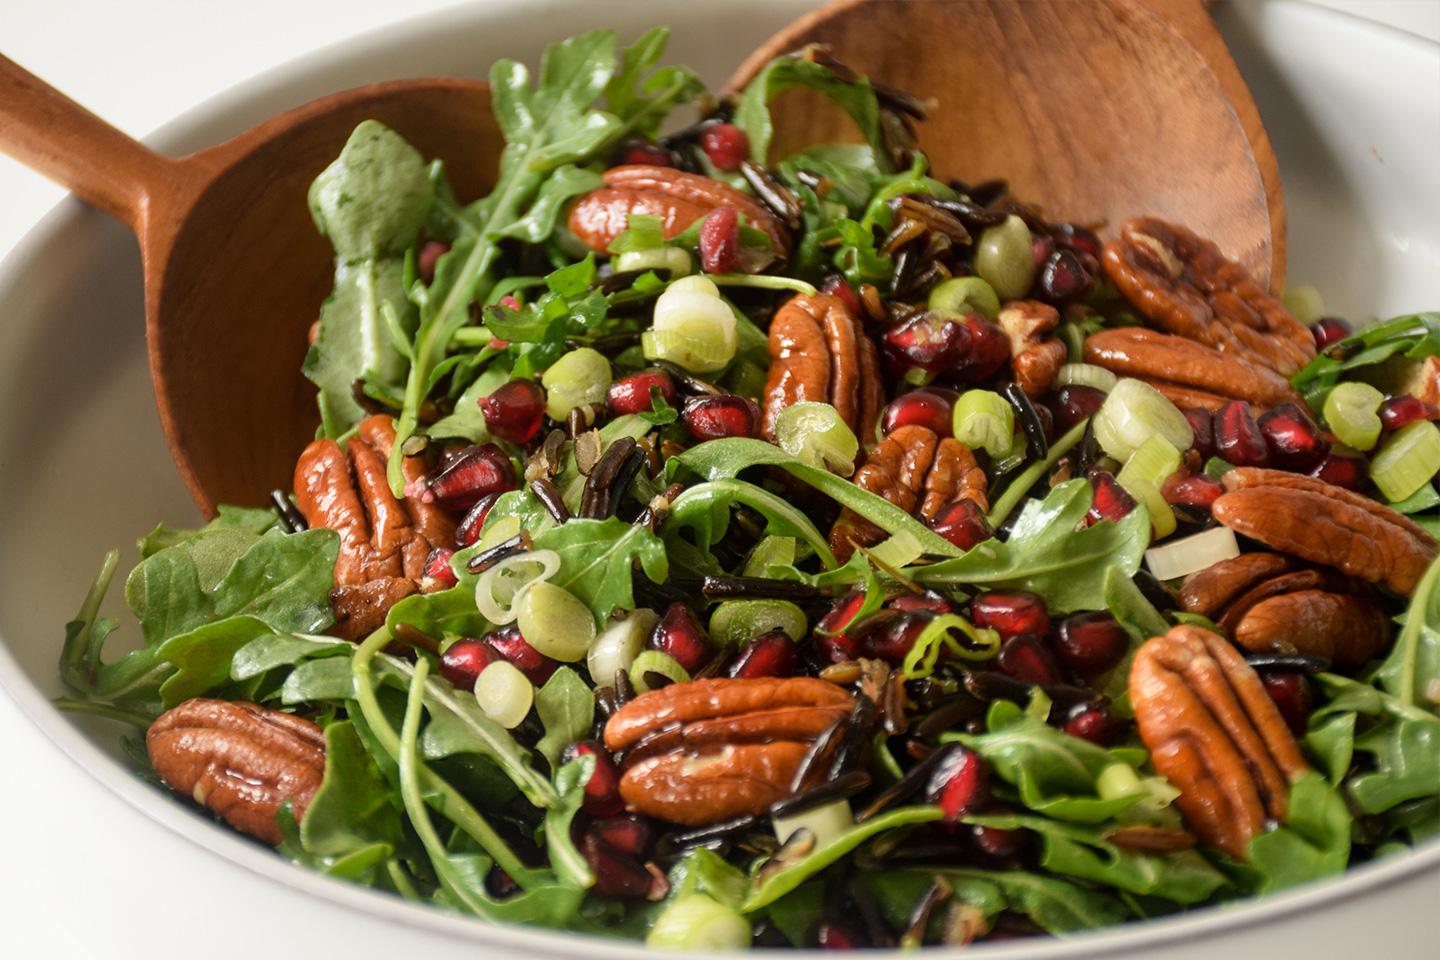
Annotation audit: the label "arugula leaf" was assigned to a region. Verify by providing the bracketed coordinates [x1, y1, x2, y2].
[1375, 554, 1440, 711]
[535, 667, 596, 769]
[931, 867, 1131, 932]
[155, 616, 277, 709]
[1100, 566, 1171, 713]
[545, 757, 595, 889]
[300, 721, 407, 858]
[602, 27, 703, 140]
[733, 55, 888, 173]
[532, 517, 669, 621]
[1242, 773, 1351, 893]
[1290, 311, 1440, 409]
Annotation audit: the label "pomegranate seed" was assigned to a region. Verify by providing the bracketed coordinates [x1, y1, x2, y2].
[699, 205, 740, 274]
[650, 603, 714, 674]
[1063, 703, 1123, 746]
[928, 498, 996, 551]
[1161, 471, 1223, 509]
[926, 744, 991, 822]
[1051, 222, 1102, 258]
[815, 590, 867, 662]
[1031, 401, 1056, 443]
[562, 740, 626, 817]
[1307, 449, 1369, 491]
[882, 389, 956, 437]
[1053, 611, 1129, 677]
[455, 492, 502, 548]
[682, 395, 761, 441]
[1213, 400, 1270, 468]
[960, 315, 1011, 380]
[1257, 401, 1328, 470]
[480, 378, 547, 445]
[821, 274, 864, 317]
[1260, 673, 1313, 736]
[591, 814, 655, 857]
[607, 368, 679, 416]
[882, 314, 973, 375]
[615, 138, 675, 168]
[1309, 316, 1353, 351]
[816, 922, 861, 950]
[439, 638, 497, 692]
[420, 547, 458, 593]
[1087, 470, 1137, 523]
[1183, 407, 1216, 459]
[969, 804, 1026, 860]
[422, 443, 516, 512]
[1053, 385, 1108, 431]
[698, 122, 750, 172]
[498, 295, 522, 312]
[417, 240, 450, 284]
[483, 624, 557, 685]
[1031, 234, 1057, 267]
[888, 591, 957, 615]
[996, 634, 1062, 686]
[971, 591, 1050, 640]
[860, 610, 934, 664]
[728, 630, 798, 679]
[1380, 394, 1440, 430]
[582, 833, 658, 900]
[1038, 248, 1093, 304]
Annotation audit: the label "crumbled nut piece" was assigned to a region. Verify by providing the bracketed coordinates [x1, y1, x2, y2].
[997, 300, 1066, 398]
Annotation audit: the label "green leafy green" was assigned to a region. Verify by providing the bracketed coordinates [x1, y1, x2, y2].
[534, 667, 595, 769]
[733, 54, 887, 173]
[1290, 311, 1440, 410]
[532, 517, 668, 621]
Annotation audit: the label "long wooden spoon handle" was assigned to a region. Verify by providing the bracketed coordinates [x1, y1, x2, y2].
[0, 52, 176, 232]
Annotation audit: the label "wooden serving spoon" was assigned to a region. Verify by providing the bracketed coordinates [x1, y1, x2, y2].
[0, 55, 502, 517]
[726, 0, 1286, 291]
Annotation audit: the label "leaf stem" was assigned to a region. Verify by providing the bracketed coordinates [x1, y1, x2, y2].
[1392, 553, 1440, 709]
[987, 418, 1089, 528]
[668, 479, 839, 570]
[60, 548, 118, 694]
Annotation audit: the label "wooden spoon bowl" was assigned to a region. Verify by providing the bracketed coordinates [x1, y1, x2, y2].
[0, 58, 501, 516]
[727, 0, 1285, 289]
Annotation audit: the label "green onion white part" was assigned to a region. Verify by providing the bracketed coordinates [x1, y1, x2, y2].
[587, 608, 659, 684]
[1092, 378, 1193, 463]
[1145, 526, 1240, 581]
[475, 660, 534, 729]
[474, 549, 561, 624]
[514, 580, 597, 662]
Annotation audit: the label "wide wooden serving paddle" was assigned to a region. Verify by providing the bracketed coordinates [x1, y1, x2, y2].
[727, 0, 1285, 290]
[0, 54, 501, 516]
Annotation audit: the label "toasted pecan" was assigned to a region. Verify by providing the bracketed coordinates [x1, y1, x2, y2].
[1233, 590, 1390, 664]
[1083, 327, 1301, 410]
[761, 293, 883, 446]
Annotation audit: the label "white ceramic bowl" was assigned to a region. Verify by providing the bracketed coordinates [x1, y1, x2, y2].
[0, 2, 1436, 957]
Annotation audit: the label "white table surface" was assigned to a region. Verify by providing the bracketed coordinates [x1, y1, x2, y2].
[1, 3, 1437, 959]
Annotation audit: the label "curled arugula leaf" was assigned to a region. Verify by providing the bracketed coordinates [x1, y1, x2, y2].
[1290, 311, 1440, 410]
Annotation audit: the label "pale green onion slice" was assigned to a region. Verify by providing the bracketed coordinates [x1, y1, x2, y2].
[515, 580, 597, 662]
[1117, 434, 1183, 491]
[645, 894, 752, 951]
[641, 329, 735, 373]
[868, 529, 924, 569]
[953, 389, 1016, 458]
[541, 347, 612, 421]
[1370, 420, 1440, 502]
[773, 799, 854, 847]
[1092, 378, 1193, 462]
[927, 275, 1000, 320]
[475, 549, 561, 624]
[1323, 381, 1385, 452]
[629, 650, 692, 694]
[1281, 285, 1325, 324]
[478, 515, 522, 551]
[667, 274, 721, 297]
[709, 599, 808, 648]
[587, 608, 659, 685]
[474, 660, 533, 729]
[614, 246, 692, 278]
[974, 215, 1036, 299]
[775, 401, 859, 475]
[1056, 363, 1119, 393]
[1145, 526, 1240, 581]
[1124, 477, 1176, 539]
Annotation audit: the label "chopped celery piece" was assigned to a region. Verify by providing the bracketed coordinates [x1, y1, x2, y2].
[775, 401, 859, 475]
[1092, 379, 1193, 462]
[1125, 478, 1176, 539]
[1323, 381, 1384, 451]
[1370, 420, 1440, 502]
[953, 389, 1016, 458]
[1145, 526, 1240, 581]
[927, 275, 1000, 320]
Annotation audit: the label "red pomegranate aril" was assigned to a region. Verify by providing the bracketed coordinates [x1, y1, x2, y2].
[420, 547, 459, 593]
[969, 805, 1026, 860]
[1257, 401, 1328, 470]
[861, 610, 934, 664]
[728, 630, 798, 679]
[1307, 449, 1369, 491]
[1051, 222, 1102, 258]
[562, 740, 626, 817]
[607, 368, 679, 416]
[883, 314, 973, 375]
[455, 492, 502, 548]
[1379, 394, 1440, 431]
[582, 833, 658, 900]
[483, 624, 557, 685]
[698, 122, 750, 172]
[970, 591, 1050, 640]
[1031, 234, 1057, 268]
[1213, 400, 1271, 468]
[882, 389, 955, 437]
[1063, 703, 1123, 746]
[616, 138, 675, 168]
[1038, 248, 1093, 304]
[1087, 470, 1137, 524]
[1309, 316, 1353, 351]
[650, 602, 714, 674]
[591, 814, 655, 858]
[1053, 385, 1108, 431]
[1183, 407, 1216, 459]
[1053, 611, 1129, 677]
[422, 443, 516, 512]
[925, 744, 991, 822]
[1261, 673, 1313, 736]
[996, 634, 1062, 686]
[815, 590, 868, 662]
[699, 205, 740, 274]
[822, 274, 864, 317]
[888, 590, 957, 616]
[417, 240, 450, 284]
[481, 378, 547, 445]
[928, 498, 996, 552]
[1031, 401, 1055, 443]
[439, 638, 497, 692]
[816, 921, 861, 950]
[682, 395, 761, 441]
[960, 315, 1011, 380]
[1161, 471, 1223, 509]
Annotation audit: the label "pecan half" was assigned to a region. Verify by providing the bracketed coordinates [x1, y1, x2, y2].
[828, 425, 987, 561]
[568, 165, 790, 260]
[1083, 327, 1301, 411]
[294, 414, 456, 640]
[1130, 625, 1310, 860]
[1213, 467, 1439, 597]
[1103, 218, 1316, 376]
[1178, 552, 1301, 618]
[761, 293, 884, 445]
[147, 699, 326, 845]
[997, 300, 1067, 399]
[603, 677, 853, 826]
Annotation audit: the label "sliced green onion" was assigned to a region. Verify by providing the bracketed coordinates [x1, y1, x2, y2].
[643, 282, 737, 373]
[667, 274, 721, 297]
[629, 650, 692, 694]
[775, 401, 860, 475]
[514, 580, 597, 662]
[1117, 434, 1183, 491]
[1370, 420, 1440, 502]
[474, 660, 533, 729]
[1145, 526, 1240, 581]
[1124, 477, 1176, 539]
[475, 549, 561, 624]
[641, 329, 735, 372]
[478, 515, 522, 550]
[901, 613, 1002, 679]
[868, 529, 924, 569]
[709, 600, 808, 648]
[1097, 761, 1145, 801]
[1281, 285, 1325, 324]
[1323, 380, 1385, 452]
[1092, 378, 1193, 462]
[614, 246, 692, 278]
[1203, 456, 1236, 480]
[773, 799, 854, 847]
[974, 215, 1036, 299]
[541, 347, 611, 421]
[645, 894, 752, 951]
[742, 535, 797, 577]
[953, 389, 1015, 458]
[927, 275, 1000, 320]
[587, 608, 659, 686]
[1056, 363, 1119, 393]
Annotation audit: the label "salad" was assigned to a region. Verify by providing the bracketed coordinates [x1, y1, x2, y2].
[56, 28, 1440, 950]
